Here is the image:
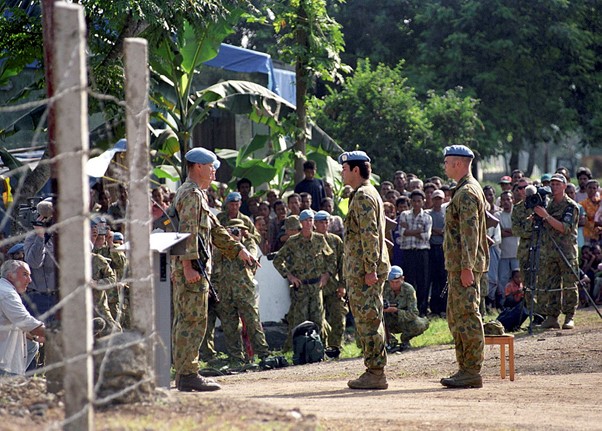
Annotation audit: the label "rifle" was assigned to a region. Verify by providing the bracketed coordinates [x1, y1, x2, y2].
[193, 233, 220, 304]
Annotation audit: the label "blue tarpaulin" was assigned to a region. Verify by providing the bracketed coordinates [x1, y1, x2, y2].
[204, 44, 296, 106]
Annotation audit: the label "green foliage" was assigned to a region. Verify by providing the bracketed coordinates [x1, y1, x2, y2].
[313, 59, 480, 179]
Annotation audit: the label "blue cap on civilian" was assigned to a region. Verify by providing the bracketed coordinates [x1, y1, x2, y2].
[185, 147, 220, 169]
[225, 192, 242, 203]
[388, 265, 404, 281]
[314, 210, 331, 221]
[299, 209, 315, 222]
[338, 150, 371, 164]
[443, 145, 474, 158]
[8, 243, 24, 255]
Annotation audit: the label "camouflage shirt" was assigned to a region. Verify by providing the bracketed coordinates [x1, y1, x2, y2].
[343, 180, 390, 280]
[443, 173, 489, 273]
[273, 231, 335, 282]
[383, 281, 420, 323]
[541, 195, 579, 259]
[511, 201, 534, 240]
[324, 232, 344, 290]
[217, 210, 261, 245]
[172, 179, 242, 276]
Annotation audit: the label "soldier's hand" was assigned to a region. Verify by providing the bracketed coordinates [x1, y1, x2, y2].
[319, 272, 330, 288]
[184, 266, 201, 283]
[336, 286, 346, 298]
[238, 248, 261, 268]
[365, 271, 378, 286]
[287, 274, 301, 288]
[460, 268, 474, 288]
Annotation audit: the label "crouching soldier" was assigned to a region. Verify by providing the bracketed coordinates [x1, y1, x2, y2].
[383, 266, 429, 351]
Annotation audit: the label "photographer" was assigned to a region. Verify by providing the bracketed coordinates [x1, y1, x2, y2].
[383, 266, 429, 352]
[532, 174, 580, 330]
[23, 199, 58, 324]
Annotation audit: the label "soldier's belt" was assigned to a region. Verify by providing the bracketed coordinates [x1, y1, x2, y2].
[301, 277, 321, 285]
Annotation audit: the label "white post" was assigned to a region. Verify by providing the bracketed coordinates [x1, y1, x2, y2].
[53, 3, 93, 431]
[124, 38, 155, 373]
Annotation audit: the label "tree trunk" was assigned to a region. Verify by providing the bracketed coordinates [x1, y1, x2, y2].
[294, 4, 309, 184]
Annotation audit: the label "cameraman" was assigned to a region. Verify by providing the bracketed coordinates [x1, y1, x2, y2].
[23, 199, 58, 324]
[532, 174, 580, 330]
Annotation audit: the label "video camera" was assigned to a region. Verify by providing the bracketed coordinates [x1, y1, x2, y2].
[17, 197, 45, 230]
[525, 186, 551, 209]
[383, 300, 398, 309]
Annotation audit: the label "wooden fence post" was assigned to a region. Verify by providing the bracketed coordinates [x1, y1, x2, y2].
[124, 38, 155, 373]
[52, 3, 94, 430]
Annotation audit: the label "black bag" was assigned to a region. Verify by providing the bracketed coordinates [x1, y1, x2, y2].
[496, 300, 528, 332]
[292, 321, 324, 365]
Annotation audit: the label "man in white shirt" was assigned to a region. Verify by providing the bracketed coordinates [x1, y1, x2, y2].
[496, 191, 520, 299]
[0, 260, 45, 376]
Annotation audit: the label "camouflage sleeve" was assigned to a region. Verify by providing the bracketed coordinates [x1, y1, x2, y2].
[321, 236, 335, 274]
[559, 204, 579, 235]
[244, 236, 259, 259]
[458, 189, 483, 270]
[109, 250, 127, 280]
[175, 187, 203, 261]
[210, 212, 243, 260]
[272, 242, 291, 279]
[92, 254, 116, 286]
[334, 236, 344, 282]
[355, 191, 382, 274]
[511, 203, 533, 238]
[397, 287, 419, 322]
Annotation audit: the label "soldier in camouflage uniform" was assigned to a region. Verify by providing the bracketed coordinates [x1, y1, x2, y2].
[203, 219, 270, 366]
[533, 174, 579, 329]
[339, 151, 390, 390]
[171, 148, 257, 392]
[91, 252, 121, 337]
[511, 179, 542, 314]
[273, 209, 334, 344]
[440, 145, 489, 389]
[314, 210, 348, 355]
[217, 192, 261, 245]
[383, 266, 429, 350]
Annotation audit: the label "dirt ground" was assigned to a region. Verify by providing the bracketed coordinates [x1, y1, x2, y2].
[2, 308, 601, 431]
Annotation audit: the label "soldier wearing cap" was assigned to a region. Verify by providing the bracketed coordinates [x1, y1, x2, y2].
[273, 209, 335, 347]
[382, 266, 429, 351]
[171, 147, 257, 392]
[533, 173, 580, 330]
[339, 150, 390, 390]
[313, 210, 347, 356]
[202, 218, 271, 367]
[440, 144, 489, 389]
[217, 192, 261, 246]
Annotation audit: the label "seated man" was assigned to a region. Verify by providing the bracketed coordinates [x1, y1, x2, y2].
[383, 265, 429, 351]
[0, 260, 46, 376]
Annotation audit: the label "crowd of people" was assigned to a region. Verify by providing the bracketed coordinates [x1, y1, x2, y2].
[0, 144, 594, 392]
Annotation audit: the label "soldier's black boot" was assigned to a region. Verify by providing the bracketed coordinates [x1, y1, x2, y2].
[177, 373, 221, 392]
[440, 369, 483, 389]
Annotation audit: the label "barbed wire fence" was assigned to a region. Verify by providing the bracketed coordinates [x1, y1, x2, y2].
[0, 4, 161, 430]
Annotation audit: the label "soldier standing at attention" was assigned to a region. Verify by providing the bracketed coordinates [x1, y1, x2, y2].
[313, 210, 348, 357]
[440, 145, 489, 389]
[339, 151, 390, 390]
[273, 209, 334, 341]
[172, 148, 257, 392]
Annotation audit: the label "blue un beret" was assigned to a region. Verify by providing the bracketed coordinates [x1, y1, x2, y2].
[388, 265, 404, 281]
[113, 232, 124, 242]
[225, 192, 242, 203]
[8, 243, 24, 255]
[338, 151, 371, 164]
[299, 209, 315, 222]
[314, 210, 331, 221]
[443, 145, 474, 158]
[185, 147, 221, 169]
[541, 173, 552, 182]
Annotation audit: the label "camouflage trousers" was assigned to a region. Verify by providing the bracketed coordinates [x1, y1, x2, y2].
[384, 313, 429, 343]
[537, 255, 579, 318]
[517, 239, 544, 315]
[93, 289, 121, 337]
[289, 282, 326, 337]
[446, 271, 485, 373]
[323, 283, 348, 349]
[202, 280, 270, 362]
[171, 267, 208, 375]
[347, 276, 387, 370]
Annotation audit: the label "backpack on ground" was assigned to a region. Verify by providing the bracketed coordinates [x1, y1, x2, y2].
[292, 321, 324, 365]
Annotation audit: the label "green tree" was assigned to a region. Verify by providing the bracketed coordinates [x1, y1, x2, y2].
[313, 60, 482, 180]
[269, 0, 350, 182]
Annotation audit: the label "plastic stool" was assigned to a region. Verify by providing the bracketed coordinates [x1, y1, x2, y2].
[485, 334, 515, 381]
